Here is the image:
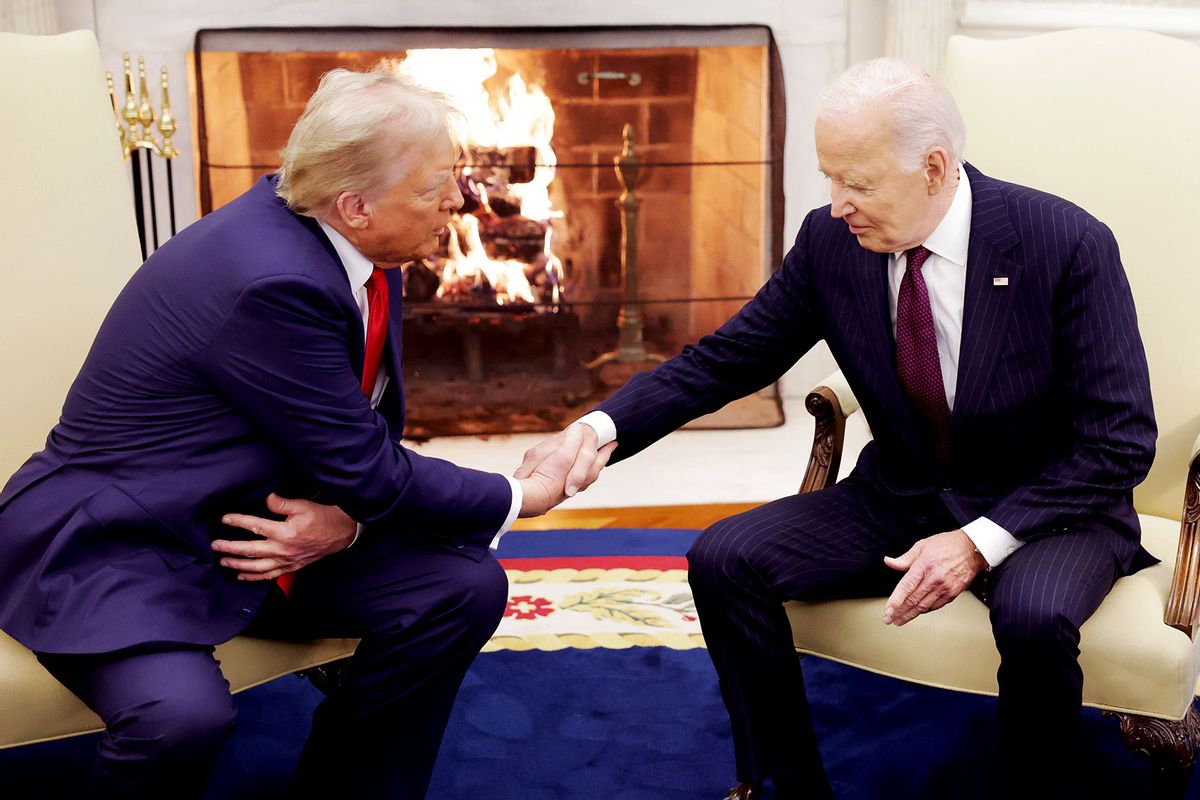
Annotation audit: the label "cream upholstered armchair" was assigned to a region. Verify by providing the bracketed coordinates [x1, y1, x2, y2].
[788, 28, 1200, 796]
[0, 31, 356, 750]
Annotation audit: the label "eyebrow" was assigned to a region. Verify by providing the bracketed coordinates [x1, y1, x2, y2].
[818, 168, 874, 187]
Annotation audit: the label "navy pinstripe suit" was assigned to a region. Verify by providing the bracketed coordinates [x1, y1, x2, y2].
[596, 164, 1156, 793]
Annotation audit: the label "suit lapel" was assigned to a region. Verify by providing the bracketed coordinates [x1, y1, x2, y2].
[297, 213, 374, 387]
[850, 244, 895, 371]
[954, 166, 1023, 424]
[378, 268, 406, 425]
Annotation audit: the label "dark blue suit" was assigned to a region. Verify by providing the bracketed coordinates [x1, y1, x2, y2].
[597, 165, 1156, 793]
[0, 177, 511, 797]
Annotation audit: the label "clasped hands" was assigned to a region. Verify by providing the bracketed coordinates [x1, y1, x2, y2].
[213, 423, 614, 580]
[513, 422, 616, 517]
[882, 529, 989, 626]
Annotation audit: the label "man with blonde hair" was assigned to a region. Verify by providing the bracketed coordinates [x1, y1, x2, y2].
[0, 65, 607, 797]
[523, 57, 1155, 796]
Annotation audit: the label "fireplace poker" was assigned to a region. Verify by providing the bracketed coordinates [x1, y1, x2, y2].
[136, 58, 160, 252]
[158, 66, 179, 237]
[120, 56, 148, 261]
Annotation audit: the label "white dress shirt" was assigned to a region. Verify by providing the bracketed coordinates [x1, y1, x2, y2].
[577, 168, 1022, 567]
[318, 221, 522, 548]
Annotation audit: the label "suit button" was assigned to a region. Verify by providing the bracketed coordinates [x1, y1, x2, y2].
[238, 607, 254, 619]
[941, 485, 953, 492]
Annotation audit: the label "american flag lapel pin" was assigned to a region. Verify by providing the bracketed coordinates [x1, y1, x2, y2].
[993, 276, 1009, 287]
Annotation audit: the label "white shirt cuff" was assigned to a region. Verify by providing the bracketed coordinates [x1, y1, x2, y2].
[347, 522, 365, 548]
[576, 411, 617, 447]
[491, 475, 523, 550]
[962, 517, 1023, 568]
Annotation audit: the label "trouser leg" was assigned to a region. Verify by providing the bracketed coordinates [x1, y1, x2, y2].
[987, 528, 1122, 797]
[36, 645, 236, 800]
[280, 539, 509, 799]
[687, 477, 949, 797]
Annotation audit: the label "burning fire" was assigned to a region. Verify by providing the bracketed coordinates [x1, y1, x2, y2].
[394, 49, 565, 307]
[443, 214, 536, 304]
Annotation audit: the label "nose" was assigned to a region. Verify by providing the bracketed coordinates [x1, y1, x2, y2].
[829, 185, 854, 219]
[445, 179, 465, 212]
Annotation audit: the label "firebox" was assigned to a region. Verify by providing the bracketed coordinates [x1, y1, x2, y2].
[192, 26, 785, 437]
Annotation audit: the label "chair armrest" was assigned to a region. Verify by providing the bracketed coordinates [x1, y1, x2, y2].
[1165, 432, 1200, 637]
[800, 370, 859, 494]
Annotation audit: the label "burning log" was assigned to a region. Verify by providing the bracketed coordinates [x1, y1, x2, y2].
[404, 260, 441, 303]
[478, 215, 546, 262]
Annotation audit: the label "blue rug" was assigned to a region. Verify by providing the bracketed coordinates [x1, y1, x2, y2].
[0, 528, 1194, 798]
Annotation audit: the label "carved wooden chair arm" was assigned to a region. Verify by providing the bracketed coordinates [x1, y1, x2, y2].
[800, 370, 859, 495]
[1165, 432, 1200, 638]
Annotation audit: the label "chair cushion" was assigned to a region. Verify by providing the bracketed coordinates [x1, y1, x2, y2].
[785, 514, 1200, 720]
[0, 632, 358, 749]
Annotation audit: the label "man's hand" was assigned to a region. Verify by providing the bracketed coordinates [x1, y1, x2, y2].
[514, 422, 617, 517]
[212, 493, 357, 581]
[882, 529, 988, 626]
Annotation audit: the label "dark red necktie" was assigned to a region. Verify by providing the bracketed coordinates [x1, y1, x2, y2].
[360, 266, 389, 398]
[895, 246, 951, 459]
[276, 267, 389, 597]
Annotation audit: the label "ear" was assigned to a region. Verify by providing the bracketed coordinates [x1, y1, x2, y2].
[923, 147, 952, 195]
[332, 191, 371, 229]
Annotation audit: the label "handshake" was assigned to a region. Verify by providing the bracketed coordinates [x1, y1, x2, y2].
[514, 422, 618, 518]
[212, 422, 616, 581]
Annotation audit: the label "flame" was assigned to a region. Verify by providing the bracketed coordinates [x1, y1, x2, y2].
[395, 49, 563, 307]
[437, 215, 536, 305]
[543, 228, 564, 306]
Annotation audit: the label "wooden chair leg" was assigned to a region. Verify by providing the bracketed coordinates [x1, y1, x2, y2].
[1105, 703, 1200, 798]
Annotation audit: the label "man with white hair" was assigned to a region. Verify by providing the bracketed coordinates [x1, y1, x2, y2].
[0, 66, 608, 798]
[521, 58, 1155, 796]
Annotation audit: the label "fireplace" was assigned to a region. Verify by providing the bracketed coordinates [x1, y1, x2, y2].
[192, 26, 784, 437]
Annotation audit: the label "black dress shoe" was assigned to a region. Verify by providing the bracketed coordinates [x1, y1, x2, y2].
[722, 783, 759, 800]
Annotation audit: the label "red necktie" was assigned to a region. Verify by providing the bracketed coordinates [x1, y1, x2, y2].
[276, 267, 389, 598]
[361, 266, 389, 398]
[895, 246, 952, 459]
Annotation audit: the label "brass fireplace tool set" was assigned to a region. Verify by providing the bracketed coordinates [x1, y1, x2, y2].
[579, 123, 666, 394]
[107, 54, 178, 260]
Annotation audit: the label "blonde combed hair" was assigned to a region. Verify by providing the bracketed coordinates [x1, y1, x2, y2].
[276, 65, 463, 217]
[817, 58, 966, 172]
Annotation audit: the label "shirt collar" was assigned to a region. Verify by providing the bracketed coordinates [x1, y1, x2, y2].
[907, 166, 972, 267]
[317, 220, 374, 292]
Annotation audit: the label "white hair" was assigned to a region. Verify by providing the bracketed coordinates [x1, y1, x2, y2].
[277, 65, 464, 217]
[816, 58, 966, 172]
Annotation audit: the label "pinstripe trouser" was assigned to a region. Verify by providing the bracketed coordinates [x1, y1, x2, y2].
[686, 471, 1122, 798]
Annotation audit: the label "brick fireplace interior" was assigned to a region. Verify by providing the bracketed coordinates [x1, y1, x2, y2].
[192, 27, 784, 437]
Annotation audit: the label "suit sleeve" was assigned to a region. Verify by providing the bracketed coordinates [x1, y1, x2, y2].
[200, 274, 512, 543]
[984, 220, 1156, 538]
[598, 210, 826, 462]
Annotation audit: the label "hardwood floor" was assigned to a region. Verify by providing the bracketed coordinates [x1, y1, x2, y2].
[510, 502, 761, 531]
